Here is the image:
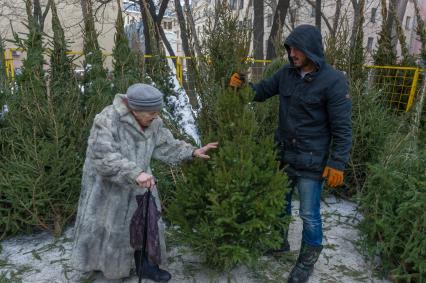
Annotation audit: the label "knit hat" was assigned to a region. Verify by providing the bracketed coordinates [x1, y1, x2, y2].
[126, 83, 164, 112]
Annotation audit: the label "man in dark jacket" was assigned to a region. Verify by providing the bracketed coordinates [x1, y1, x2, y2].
[230, 24, 352, 283]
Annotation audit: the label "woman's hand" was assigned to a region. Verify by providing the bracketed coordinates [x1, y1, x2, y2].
[136, 172, 155, 189]
[192, 142, 219, 160]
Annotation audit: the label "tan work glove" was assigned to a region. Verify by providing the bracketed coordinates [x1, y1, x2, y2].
[229, 73, 245, 88]
[322, 166, 344, 188]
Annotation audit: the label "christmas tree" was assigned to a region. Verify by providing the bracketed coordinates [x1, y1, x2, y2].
[112, 0, 143, 94]
[0, 0, 86, 238]
[169, 86, 289, 270]
[80, 0, 112, 119]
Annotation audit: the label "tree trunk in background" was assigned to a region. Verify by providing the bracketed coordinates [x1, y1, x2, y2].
[139, 0, 152, 54]
[147, 0, 176, 59]
[315, 0, 321, 30]
[350, 0, 361, 51]
[266, 0, 290, 60]
[174, 0, 191, 58]
[253, 0, 264, 81]
[390, 0, 408, 49]
[349, 0, 365, 80]
[332, 0, 342, 34]
[184, 0, 202, 58]
[175, 0, 197, 106]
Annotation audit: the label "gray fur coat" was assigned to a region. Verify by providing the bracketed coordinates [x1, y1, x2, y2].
[71, 94, 195, 279]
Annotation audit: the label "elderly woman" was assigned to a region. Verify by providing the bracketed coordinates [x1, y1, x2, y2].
[71, 83, 217, 281]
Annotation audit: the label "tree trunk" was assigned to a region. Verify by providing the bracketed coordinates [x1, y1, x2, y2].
[253, 0, 264, 80]
[350, 0, 360, 51]
[332, 0, 342, 34]
[174, 0, 191, 58]
[146, 0, 176, 59]
[349, 0, 365, 80]
[315, 0, 321, 30]
[174, 0, 197, 106]
[138, 0, 153, 54]
[184, 0, 202, 58]
[266, 0, 290, 60]
[386, 0, 398, 49]
[390, 0, 408, 49]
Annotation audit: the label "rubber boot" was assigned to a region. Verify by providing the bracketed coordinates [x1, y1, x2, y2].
[134, 251, 171, 282]
[287, 241, 322, 283]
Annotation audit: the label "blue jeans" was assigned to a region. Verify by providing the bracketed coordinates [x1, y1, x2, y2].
[285, 177, 324, 247]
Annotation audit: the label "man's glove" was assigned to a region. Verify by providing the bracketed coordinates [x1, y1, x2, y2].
[322, 166, 344, 188]
[229, 72, 245, 88]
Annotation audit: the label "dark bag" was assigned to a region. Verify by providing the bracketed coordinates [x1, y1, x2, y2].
[130, 187, 161, 281]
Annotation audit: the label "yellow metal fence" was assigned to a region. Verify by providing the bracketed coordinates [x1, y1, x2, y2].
[2, 48, 423, 113]
[365, 65, 422, 112]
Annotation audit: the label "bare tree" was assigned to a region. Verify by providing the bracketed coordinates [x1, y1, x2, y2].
[253, 0, 264, 60]
[304, 0, 333, 33]
[34, 0, 51, 31]
[315, 0, 321, 29]
[350, 0, 364, 51]
[264, 0, 277, 14]
[184, 0, 202, 58]
[266, 0, 290, 60]
[332, 0, 342, 34]
[174, 0, 191, 58]
[349, 0, 365, 79]
[390, 0, 408, 49]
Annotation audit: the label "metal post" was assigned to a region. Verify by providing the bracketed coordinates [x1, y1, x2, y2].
[406, 67, 420, 112]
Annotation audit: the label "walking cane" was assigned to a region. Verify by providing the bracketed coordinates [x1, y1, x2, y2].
[138, 187, 151, 283]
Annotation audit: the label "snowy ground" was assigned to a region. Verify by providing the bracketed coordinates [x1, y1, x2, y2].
[0, 196, 390, 283]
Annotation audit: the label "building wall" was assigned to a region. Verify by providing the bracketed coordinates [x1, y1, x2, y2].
[410, 0, 426, 59]
[1, 0, 425, 72]
[0, 0, 120, 69]
[188, 0, 425, 64]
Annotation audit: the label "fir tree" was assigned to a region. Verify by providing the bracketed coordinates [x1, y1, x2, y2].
[81, 0, 112, 117]
[49, 0, 75, 96]
[169, 87, 289, 270]
[14, 0, 46, 98]
[112, 0, 143, 94]
[373, 0, 397, 66]
[0, 0, 84, 237]
[0, 36, 9, 106]
[197, 2, 251, 136]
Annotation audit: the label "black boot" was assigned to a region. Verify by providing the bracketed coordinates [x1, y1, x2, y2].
[287, 241, 322, 283]
[134, 251, 171, 282]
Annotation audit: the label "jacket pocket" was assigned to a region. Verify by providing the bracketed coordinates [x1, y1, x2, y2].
[299, 94, 321, 105]
[282, 151, 324, 172]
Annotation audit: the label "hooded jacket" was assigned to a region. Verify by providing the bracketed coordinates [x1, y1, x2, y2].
[251, 25, 352, 180]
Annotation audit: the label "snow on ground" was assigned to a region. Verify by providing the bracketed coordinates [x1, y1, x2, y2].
[0, 196, 390, 283]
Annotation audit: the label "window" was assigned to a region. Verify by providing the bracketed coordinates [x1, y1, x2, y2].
[266, 13, 272, 27]
[405, 16, 411, 30]
[367, 37, 374, 52]
[311, 6, 315, 18]
[239, 0, 244, 10]
[371, 8, 377, 23]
